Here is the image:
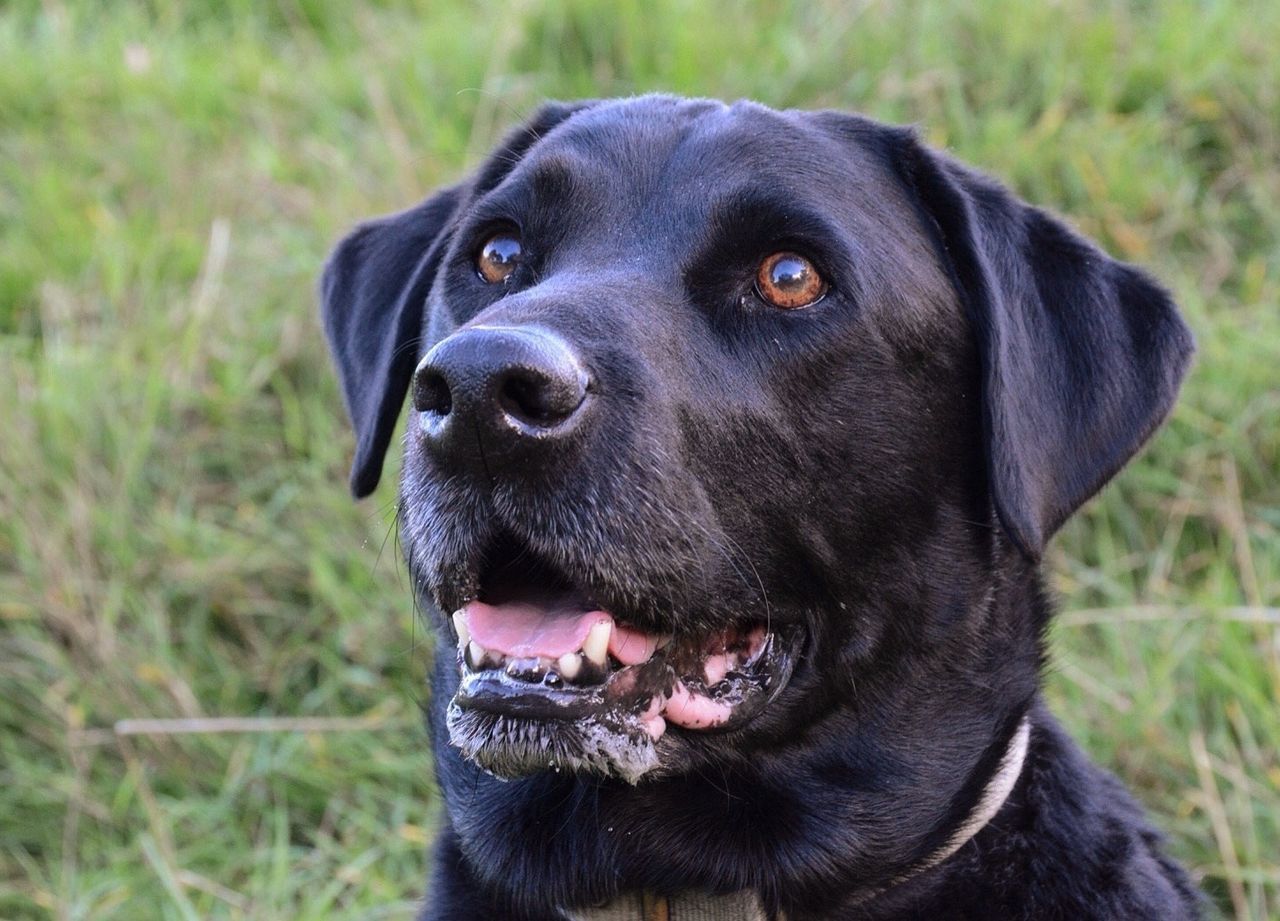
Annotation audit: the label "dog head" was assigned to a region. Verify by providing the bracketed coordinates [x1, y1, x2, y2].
[321, 96, 1192, 785]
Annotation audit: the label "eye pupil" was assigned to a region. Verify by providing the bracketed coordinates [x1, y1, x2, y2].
[477, 233, 522, 283]
[756, 251, 827, 309]
[770, 257, 809, 289]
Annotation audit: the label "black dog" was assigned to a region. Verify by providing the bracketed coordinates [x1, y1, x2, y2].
[321, 96, 1201, 920]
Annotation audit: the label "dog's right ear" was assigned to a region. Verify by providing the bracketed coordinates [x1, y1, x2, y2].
[320, 186, 464, 498]
[320, 101, 593, 498]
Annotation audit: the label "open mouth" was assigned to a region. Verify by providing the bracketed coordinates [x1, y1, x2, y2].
[443, 539, 800, 783]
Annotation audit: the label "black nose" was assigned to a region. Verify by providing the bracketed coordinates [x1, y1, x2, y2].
[411, 326, 591, 466]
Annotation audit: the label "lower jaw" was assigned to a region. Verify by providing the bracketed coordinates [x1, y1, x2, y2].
[446, 702, 665, 784]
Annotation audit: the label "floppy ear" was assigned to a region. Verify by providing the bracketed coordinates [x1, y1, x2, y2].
[891, 132, 1194, 559]
[320, 186, 464, 498]
[320, 101, 594, 498]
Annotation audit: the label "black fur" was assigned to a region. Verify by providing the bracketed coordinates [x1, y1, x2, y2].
[321, 96, 1199, 920]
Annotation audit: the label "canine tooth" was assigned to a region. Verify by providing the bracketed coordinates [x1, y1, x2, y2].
[467, 641, 487, 668]
[582, 620, 612, 666]
[557, 652, 582, 680]
[452, 611, 470, 647]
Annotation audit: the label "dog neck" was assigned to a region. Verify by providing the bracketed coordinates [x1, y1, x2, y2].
[564, 716, 1032, 921]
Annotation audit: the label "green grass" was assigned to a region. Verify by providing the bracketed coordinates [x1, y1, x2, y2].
[1, 1, 1277, 918]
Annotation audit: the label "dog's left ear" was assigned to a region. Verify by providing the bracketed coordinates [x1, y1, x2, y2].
[889, 131, 1195, 559]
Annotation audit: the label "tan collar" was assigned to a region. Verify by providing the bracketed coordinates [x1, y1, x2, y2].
[565, 717, 1031, 921]
[906, 716, 1031, 878]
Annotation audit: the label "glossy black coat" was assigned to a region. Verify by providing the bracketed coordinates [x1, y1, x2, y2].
[321, 96, 1199, 920]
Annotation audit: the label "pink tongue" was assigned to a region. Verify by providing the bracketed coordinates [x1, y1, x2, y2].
[463, 600, 612, 658]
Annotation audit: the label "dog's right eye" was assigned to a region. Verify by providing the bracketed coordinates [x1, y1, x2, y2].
[755, 251, 827, 309]
[476, 232, 522, 284]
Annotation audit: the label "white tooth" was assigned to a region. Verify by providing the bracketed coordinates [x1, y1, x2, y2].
[557, 652, 582, 680]
[468, 641, 487, 668]
[582, 621, 612, 666]
[452, 611, 470, 648]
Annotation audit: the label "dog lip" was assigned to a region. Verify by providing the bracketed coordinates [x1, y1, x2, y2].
[451, 622, 801, 735]
[454, 654, 669, 720]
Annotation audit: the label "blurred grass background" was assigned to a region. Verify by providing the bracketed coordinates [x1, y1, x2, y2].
[1, 0, 1277, 918]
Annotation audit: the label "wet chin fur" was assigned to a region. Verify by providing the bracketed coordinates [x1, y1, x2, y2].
[446, 703, 661, 784]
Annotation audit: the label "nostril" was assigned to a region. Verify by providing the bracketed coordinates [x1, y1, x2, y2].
[413, 368, 452, 416]
[498, 369, 586, 428]
[499, 375, 547, 423]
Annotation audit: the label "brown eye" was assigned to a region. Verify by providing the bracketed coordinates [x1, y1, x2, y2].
[476, 232, 522, 284]
[756, 251, 827, 309]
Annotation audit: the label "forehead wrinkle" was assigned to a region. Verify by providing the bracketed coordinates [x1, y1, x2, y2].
[468, 152, 608, 238]
[548, 100, 735, 209]
[678, 102, 817, 171]
[706, 187, 849, 241]
[524, 154, 591, 201]
[493, 152, 598, 206]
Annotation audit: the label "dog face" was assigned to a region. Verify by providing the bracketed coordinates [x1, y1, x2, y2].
[322, 97, 1192, 788]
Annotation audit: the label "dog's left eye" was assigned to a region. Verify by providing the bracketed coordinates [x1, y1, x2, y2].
[755, 252, 827, 309]
[476, 232, 522, 284]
